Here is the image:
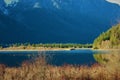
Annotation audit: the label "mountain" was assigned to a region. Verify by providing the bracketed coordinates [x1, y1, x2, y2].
[106, 0, 120, 5]
[0, 11, 33, 44]
[93, 24, 120, 49]
[0, 0, 120, 44]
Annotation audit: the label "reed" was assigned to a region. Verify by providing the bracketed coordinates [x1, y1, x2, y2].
[0, 52, 120, 80]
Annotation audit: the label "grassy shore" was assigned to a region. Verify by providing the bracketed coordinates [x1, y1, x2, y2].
[0, 51, 120, 80]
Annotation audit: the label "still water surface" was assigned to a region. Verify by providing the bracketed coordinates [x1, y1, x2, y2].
[0, 49, 108, 67]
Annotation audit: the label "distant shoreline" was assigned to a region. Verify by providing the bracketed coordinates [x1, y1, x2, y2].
[0, 47, 119, 52]
[0, 48, 72, 52]
[1, 47, 90, 52]
[0, 47, 95, 52]
[0, 43, 93, 51]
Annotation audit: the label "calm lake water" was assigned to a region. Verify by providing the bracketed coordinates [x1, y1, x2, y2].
[0, 49, 108, 67]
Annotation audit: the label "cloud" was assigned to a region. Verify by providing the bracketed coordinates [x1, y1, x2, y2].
[106, 0, 120, 6]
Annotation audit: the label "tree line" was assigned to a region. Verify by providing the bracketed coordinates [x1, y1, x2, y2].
[0, 43, 92, 49]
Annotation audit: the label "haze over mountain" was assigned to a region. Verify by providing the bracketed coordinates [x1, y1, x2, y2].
[0, 0, 120, 44]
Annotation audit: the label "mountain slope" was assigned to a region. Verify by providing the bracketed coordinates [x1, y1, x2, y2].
[0, 11, 32, 44]
[0, 0, 120, 44]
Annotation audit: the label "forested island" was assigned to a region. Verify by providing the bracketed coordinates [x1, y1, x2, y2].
[93, 24, 120, 49]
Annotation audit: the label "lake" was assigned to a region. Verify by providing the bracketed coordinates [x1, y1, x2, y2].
[0, 49, 108, 67]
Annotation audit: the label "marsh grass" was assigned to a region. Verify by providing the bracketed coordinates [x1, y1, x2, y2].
[0, 52, 120, 80]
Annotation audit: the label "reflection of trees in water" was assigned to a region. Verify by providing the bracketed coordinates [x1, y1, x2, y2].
[93, 51, 120, 72]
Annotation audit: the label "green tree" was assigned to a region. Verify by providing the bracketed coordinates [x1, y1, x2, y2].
[93, 24, 120, 49]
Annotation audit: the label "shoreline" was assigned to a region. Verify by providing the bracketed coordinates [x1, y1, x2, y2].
[0, 47, 119, 52]
[0, 48, 93, 52]
[0, 48, 73, 52]
[92, 48, 120, 51]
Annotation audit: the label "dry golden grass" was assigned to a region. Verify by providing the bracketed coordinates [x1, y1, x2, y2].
[0, 52, 120, 80]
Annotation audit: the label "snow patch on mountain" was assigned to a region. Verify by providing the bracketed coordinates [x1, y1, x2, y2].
[4, 0, 19, 6]
[51, 0, 61, 9]
[106, 0, 120, 6]
[33, 2, 41, 8]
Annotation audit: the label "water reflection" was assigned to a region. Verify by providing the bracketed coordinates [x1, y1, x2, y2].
[93, 50, 120, 65]
[0, 49, 111, 67]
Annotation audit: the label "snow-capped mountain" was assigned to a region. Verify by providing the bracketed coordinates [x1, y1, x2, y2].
[0, 0, 120, 44]
[106, 0, 120, 5]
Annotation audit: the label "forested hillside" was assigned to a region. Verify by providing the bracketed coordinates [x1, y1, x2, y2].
[93, 24, 120, 49]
